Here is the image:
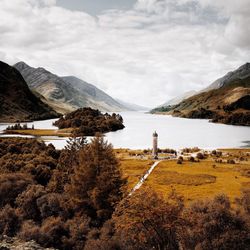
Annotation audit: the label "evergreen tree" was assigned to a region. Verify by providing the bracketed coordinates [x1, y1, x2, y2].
[67, 135, 126, 225]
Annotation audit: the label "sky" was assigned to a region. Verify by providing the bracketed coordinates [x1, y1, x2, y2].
[0, 0, 250, 107]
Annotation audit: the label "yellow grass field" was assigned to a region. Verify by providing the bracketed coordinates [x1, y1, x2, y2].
[6, 129, 72, 137]
[119, 159, 154, 190]
[119, 149, 250, 203]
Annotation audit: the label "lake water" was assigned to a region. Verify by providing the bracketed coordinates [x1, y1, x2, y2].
[0, 112, 250, 150]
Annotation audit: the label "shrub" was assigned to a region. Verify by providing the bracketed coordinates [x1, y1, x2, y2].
[181, 194, 250, 250]
[16, 185, 46, 221]
[0, 205, 21, 237]
[196, 152, 204, 159]
[0, 173, 33, 208]
[189, 156, 195, 162]
[227, 159, 236, 164]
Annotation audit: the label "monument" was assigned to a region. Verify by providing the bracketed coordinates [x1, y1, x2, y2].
[152, 131, 158, 159]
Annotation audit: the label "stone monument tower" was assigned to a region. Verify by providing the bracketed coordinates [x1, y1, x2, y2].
[152, 131, 158, 159]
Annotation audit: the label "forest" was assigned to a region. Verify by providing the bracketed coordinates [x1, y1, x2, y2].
[0, 137, 249, 250]
[53, 108, 125, 136]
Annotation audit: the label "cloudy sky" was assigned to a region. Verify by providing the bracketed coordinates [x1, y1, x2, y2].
[0, 0, 250, 107]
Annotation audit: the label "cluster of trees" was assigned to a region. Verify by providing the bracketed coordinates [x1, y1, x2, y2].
[182, 147, 200, 153]
[212, 112, 250, 126]
[53, 108, 125, 136]
[6, 123, 34, 131]
[0, 137, 249, 249]
[0, 136, 126, 249]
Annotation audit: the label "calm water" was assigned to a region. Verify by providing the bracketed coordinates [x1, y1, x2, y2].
[0, 112, 250, 149]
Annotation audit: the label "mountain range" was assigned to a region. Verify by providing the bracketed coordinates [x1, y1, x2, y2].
[152, 63, 250, 126]
[0, 61, 59, 122]
[14, 62, 130, 114]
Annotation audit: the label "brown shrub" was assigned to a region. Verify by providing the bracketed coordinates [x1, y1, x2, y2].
[181, 194, 250, 249]
[0, 173, 33, 208]
[196, 152, 204, 159]
[113, 188, 184, 250]
[0, 205, 21, 237]
[16, 185, 46, 221]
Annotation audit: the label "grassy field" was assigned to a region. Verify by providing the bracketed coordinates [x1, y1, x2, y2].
[5, 129, 72, 137]
[119, 159, 154, 190]
[119, 149, 250, 203]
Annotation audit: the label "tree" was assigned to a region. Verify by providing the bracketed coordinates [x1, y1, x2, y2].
[66, 135, 126, 225]
[113, 187, 184, 250]
[48, 136, 86, 193]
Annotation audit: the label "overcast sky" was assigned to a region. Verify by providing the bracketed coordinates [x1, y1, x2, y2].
[0, 0, 249, 107]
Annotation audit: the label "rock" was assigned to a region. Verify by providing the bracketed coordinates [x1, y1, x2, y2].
[0, 236, 56, 250]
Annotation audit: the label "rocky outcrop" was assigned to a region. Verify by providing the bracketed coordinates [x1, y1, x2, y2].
[0, 236, 56, 250]
[0, 61, 59, 122]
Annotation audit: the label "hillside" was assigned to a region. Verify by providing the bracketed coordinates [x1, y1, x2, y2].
[159, 90, 197, 107]
[115, 98, 150, 111]
[14, 62, 128, 114]
[202, 63, 250, 92]
[0, 61, 59, 122]
[152, 63, 250, 126]
[62, 76, 127, 111]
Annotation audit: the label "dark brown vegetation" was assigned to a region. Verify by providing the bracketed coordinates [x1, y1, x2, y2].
[0, 137, 125, 249]
[53, 107, 125, 136]
[0, 137, 249, 250]
[113, 188, 250, 250]
[6, 123, 34, 130]
[0, 61, 59, 122]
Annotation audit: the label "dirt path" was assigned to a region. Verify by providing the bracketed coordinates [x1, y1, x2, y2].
[129, 160, 162, 195]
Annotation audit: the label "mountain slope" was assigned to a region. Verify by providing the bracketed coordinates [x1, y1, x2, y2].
[159, 90, 197, 107]
[202, 63, 250, 92]
[14, 62, 128, 114]
[61, 76, 127, 112]
[0, 61, 59, 122]
[152, 63, 250, 126]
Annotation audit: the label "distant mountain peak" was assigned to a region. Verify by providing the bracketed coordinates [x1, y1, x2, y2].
[238, 62, 250, 71]
[202, 62, 250, 92]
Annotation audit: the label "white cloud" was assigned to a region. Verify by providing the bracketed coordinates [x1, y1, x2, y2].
[0, 0, 249, 107]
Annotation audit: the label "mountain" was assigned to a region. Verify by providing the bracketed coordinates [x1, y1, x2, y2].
[202, 63, 250, 92]
[152, 63, 250, 126]
[0, 61, 59, 122]
[115, 99, 150, 111]
[14, 62, 128, 114]
[159, 90, 197, 107]
[61, 76, 127, 112]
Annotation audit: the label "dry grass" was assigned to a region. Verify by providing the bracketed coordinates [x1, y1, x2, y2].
[147, 160, 250, 203]
[155, 171, 216, 186]
[120, 149, 250, 204]
[119, 159, 154, 189]
[6, 129, 72, 137]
